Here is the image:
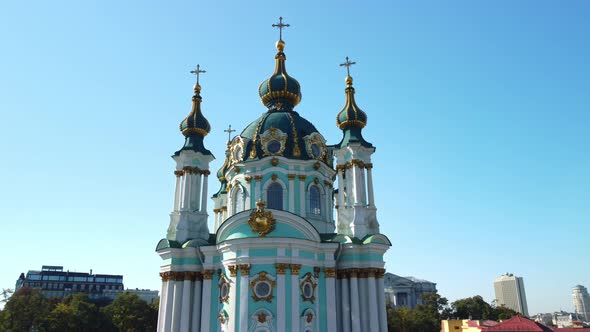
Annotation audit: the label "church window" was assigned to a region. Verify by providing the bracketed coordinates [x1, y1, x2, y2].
[311, 143, 321, 158]
[267, 182, 283, 210]
[309, 185, 321, 215]
[232, 186, 244, 214]
[267, 139, 281, 154]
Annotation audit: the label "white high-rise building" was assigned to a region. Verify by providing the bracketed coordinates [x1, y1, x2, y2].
[494, 273, 529, 316]
[573, 285, 590, 321]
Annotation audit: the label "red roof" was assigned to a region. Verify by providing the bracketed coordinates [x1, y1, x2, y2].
[483, 316, 553, 332]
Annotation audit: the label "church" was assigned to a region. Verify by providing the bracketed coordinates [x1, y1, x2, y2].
[155, 18, 391, 332]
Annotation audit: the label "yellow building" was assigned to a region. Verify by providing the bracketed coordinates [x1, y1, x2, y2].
[441, 319, 499, 332]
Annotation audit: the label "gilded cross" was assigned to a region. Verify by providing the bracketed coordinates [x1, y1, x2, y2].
[224, 125, 236, 142]
[339, 56, 356, 77]
[272, 16, 290, 40]
[190, 64, 206, 85]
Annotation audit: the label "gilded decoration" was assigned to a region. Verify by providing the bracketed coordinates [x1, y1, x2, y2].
[260, 127, 287, 157]
[238, 264, 251, 276]
[247, 200, 276, 237]
[203, 270, 215, 280]
[313, 267, 320, 278]
[275, 263, 289, 275]
[324, 267, 337, 278]
[174, 170, 183, 177]
[228, 265, 237, 277]
[218, 274, 230, 303]
[271, 157, 279, 166]
[300, 272, 318, 303]
[218, 310, 228, 324]
[304, 132, 327, 160]
[244, 176, 252, 183]
[250, 271, 276, 302]
[230, 136, 245, 164]
[290, 264, 302, 275]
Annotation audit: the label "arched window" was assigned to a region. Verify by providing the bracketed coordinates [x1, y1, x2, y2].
[231, 186, 244, 214]
[267, 182, 283, 210]
[309, 185, 321, 215]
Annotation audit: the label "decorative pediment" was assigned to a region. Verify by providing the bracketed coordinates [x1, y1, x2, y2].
[260, 127, 287, 156]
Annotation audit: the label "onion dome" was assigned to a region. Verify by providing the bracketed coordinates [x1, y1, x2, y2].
[335, 75, 373, 148]
[258, 40, 302, 111]
[174, 82, 213, 156]
[336, 76, 367, 129]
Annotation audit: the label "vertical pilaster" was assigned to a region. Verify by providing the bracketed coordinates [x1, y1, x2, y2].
[173, 171, 183, 211]
[366, 164, 374, 207]
[367, 269, 380, 331]
[376, 269, 387, 332]
[276, 263, 289, 332]
[181, 167, 192, 211]
[358, 163, 367, 205]
[179, 274, 193, 331]
[359, 270, 369, 332]
[337, 167, 345, 208]
[351, 163, 360, 205]
[201, 171, 210, 212]
[170, 272, 184, 332]
[191, 273, 203, 332]
[349, 270, 361, 332]
[238, 264, 250, 332]
[288, 174, 296, 213]
[254, 175, 262, 201]
[345, 167, 353, 206]
[158, 272, 172, 332]
[194, 170, 202, 211]
[325, 268, 337, 332]
[290, 264, 301, 331]
[200, 270, 214, 332]
[245, 176, 252, 208]
[298, 175, 306, 216]
[227, 266, 237, 332]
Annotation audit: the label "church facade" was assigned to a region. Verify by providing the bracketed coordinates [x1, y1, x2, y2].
[156, 22, 391, 332]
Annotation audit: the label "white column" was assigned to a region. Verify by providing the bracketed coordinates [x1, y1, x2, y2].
[366, 165, 375, 207]
[201, 172, 209, 212]
[276, 266, 287, 332]
[288, 175, 295, 213]
[324, 186, 331, 221]
[173, 172, 182, 212]
[325, 269, 337, 332]
[349, 272, 361, 332]
[337, 169, 344, 208]
[359, 165, 367, 205]
[170, 278, 184, 332]
[351, 164, 360, 205]
[291, 266, 300, 331]
[341, 275, 351, 332]
[162, 276, 175, 332]
[367, 274, 380, 332]
[222, 207, 228, 221]
[345, 167, 354, 206]
[179, 276, 192, 332]
[239, 266, 250, 332]
[213, 211, 219, 232]
[181, 171, 191, 211]
[377, 273, 387, 332]
[359, 275, 369, 332]
[299, 176, 306, 216]
[200, 271, 213, 332]
[255, 176, 262, 201]
[157, 276, 168, 332]
[227, 271, 237, 332]
[191, 276, 202, 332]
[194, 172, 202, 211]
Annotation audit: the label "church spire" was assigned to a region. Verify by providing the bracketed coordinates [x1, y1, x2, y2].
[176, 65, 212, 156]
[335, 57, 372, 149]
[258, 17, 302, 111]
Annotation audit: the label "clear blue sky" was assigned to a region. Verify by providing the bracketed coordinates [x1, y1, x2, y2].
[1, 0, 588, 314]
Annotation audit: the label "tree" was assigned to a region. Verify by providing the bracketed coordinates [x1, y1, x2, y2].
[451, 295, 493, 320]
[1, 288, 13, 304]
[102, 292, 157, 332]
[42, 293, 104, 331]
[388, 293, 451, 332]
[0, 287, 55, 332]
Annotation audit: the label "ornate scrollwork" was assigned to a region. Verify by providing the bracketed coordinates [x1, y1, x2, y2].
[247, 200, 276, 237]
[250, 271, 276, 302]
[300, 272, 318, 303]
[260, 127, 287, 156]
[218, 274, 230, 303]
[304, 132, 327, 160]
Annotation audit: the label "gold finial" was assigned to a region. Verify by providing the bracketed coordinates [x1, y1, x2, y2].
[223, 125, 236, 143]
[256, 199, 266, 210]
[190, 64, 206, 92]
[339, 57, 356, 86]
[272, 16, 290, 42]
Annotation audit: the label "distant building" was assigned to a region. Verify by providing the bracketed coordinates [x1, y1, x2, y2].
[573, 285, 590, 321]
[103, 288, 159, 304]
[494, 273, 529, 316]
[552, 311, 586, 328]
[441, 319, 498, 332]
[383, 273, 437, 309]
[15, 265, 123, 299]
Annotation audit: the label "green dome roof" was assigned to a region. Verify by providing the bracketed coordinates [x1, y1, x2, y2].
[175, 84, 213, 156]
[336, 76, 367, 130]
[240, 110, 323, 160]
[258, 40, 302, 111]
[179, 84, 211, 137]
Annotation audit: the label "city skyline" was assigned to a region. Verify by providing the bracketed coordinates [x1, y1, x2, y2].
[1, 0, 589, 314]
